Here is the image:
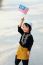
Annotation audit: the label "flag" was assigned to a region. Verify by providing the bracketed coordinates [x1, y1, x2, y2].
[19, 4, 29, 14]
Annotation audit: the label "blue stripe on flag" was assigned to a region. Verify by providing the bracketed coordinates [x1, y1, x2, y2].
[19, 4, 27, 10]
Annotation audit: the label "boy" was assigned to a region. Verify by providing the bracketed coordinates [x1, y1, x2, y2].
[15, 17, 34, 65]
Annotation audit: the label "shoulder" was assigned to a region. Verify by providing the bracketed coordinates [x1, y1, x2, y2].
[28, 34, 33, 38]
[28, 34, 34, 42]
[30, 34, 33, 38]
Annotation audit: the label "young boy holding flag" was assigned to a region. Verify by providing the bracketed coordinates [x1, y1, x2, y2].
[15, 17, 34, 65]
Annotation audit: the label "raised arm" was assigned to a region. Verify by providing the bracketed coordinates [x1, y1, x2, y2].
[18, 17, 24, 35]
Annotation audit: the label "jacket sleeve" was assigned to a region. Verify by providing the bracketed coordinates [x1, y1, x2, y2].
[27, 36, 34, 51]
[26, 35, 34, 51]
[25, 35, 34, 51]
[18, 26, 24, 35]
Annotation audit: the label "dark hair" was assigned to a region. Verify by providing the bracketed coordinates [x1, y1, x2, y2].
[24, 23, 32, 32]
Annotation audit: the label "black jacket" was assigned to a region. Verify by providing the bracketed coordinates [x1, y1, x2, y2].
[18, 26, 34, 51]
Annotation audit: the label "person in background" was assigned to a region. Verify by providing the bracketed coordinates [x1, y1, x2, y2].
[15, 17, 34, 65]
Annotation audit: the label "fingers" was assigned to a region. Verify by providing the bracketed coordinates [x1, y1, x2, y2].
[21, 17, 24, 22]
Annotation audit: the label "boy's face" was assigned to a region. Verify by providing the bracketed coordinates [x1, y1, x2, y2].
[21, 23, 29, 33]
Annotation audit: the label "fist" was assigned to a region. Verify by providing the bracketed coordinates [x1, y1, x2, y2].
[21, 17, 24, 22]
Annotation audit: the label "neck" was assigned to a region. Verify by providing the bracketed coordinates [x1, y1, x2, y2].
[25, 32, 31, 34]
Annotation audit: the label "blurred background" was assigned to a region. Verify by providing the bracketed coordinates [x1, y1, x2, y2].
[0, 0, 43, 65]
